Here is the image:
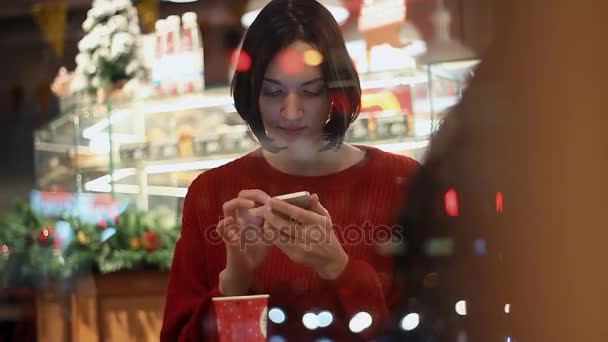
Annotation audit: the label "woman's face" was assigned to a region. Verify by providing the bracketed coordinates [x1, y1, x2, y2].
[258, 40, 330, 149]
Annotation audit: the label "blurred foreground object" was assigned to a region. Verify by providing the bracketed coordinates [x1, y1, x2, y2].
[397, 0, 608, 341]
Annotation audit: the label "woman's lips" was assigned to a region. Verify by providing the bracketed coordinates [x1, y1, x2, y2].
[279, 126, 306, 136]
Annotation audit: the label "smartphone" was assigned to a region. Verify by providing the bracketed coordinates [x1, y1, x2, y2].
[274, 191, 312, 209]
[272, 191, 312, 219]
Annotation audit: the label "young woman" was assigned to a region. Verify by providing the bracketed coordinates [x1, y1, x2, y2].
[161, 1, 419, 340]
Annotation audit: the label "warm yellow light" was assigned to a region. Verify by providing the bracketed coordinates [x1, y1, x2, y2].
[361, 91, 401, 112]
[304, 49, 323, 66]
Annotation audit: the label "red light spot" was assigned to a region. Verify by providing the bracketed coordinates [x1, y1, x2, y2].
[229, 49, 252, 72]
[330, 91, 352, 114]
[496, 192, 504, 213]
[1, 245, 8, 254]
[278, 49, 305, 75]
[444, 189, 459, 217]
[99, 219, 108, 230]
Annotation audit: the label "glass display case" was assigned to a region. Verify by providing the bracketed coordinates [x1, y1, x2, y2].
[34, 61, 478, 212]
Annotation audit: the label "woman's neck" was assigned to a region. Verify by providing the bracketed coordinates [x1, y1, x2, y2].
[262, 143, 365, 177]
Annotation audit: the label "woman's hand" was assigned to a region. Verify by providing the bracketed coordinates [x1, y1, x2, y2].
[260, 194, 349, 280]
[217, 190, 273, 296]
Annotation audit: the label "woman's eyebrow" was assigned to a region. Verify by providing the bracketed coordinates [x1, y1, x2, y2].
[262, 78, 282, 85]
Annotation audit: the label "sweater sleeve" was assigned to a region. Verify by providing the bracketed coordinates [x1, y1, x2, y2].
[160, 177, 222, 342]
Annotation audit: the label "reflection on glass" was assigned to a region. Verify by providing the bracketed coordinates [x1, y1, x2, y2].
[400, 312, 420, 331]
[268, 307, 286, 324]
[348, 311, 373, 333]
[268, 336, 286, 342]
[317, 311, 334, 328]
[474, 239, 487, 256]
[455, 300, 467, 316]
[302, 312, 320, 330]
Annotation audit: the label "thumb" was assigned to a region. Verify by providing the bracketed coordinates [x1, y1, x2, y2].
[249, 206, 267, 218]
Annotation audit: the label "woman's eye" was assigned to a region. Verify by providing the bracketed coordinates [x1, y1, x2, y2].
[262, 89, 282, 97]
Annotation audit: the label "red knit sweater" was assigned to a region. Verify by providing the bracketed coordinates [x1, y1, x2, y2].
[161, 146, 419, 341]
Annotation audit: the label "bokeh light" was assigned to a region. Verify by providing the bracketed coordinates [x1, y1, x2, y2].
[278, 49, 305, 75]
[317, 311, 334, 328]
[230, 49, 252, 72]
[1, 244, 8, 254]
[496, 191, 504, 213]
[400, 313, 420, 331]
[445, 188, 459, 216]
[455, 300, 467, 316]
[474, 239, 487, 255]
[304, 49, 323, 66]
[349, 312, 373, 333]
[302, 312, 319, 330]
[504, 304, 511, 314]
[269, 307, 286, 324]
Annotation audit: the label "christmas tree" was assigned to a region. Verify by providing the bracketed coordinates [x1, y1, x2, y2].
[71, 0, 146, 92]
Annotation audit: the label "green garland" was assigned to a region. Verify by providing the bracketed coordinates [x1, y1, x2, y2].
[0, 201, 179, 288]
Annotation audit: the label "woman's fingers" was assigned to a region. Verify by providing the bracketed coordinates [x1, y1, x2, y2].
[249, 206, 267, 217]
[222, 197, 255, 217]
[217, 216, 239, 245]
[238, 189, 271, 205]
[223, 189, 271, 218]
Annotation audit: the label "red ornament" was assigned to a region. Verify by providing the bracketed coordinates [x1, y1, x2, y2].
[99, 219, 109, 230]
[1, 244, 8, 254]
[143, 231, 161, 252]
[39, 226, 55, 245]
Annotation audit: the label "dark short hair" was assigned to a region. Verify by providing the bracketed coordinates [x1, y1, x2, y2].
[231, 0, 361, 152]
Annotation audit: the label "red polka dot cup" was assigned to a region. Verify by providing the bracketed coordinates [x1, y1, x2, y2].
[212, 294, 269, 341]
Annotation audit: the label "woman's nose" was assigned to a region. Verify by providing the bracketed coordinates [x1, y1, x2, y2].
[281, 92, 304, 120]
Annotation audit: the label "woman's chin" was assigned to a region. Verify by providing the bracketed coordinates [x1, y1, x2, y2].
[273, 137, 321, 155]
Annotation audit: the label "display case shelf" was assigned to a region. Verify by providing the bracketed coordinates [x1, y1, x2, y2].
[35, 62, 478, 211]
